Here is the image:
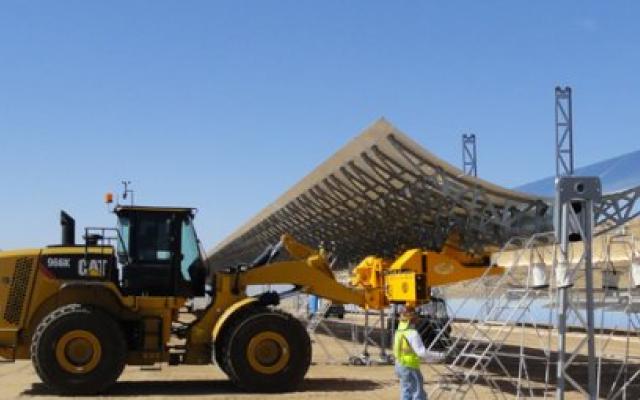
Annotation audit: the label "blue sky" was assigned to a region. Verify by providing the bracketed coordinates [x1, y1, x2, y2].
[1, 1, 639, 250]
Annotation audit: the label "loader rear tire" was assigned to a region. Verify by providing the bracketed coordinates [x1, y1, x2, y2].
[31, 304, 126, 395]
[223, 309, 311, 392]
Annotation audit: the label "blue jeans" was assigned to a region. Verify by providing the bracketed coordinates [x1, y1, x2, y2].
[395, 364, 427, 400]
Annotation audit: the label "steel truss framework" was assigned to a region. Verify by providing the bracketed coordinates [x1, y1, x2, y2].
[207, 119, 640, 269]
[428, 227, 640, 399]
[463, 133, 478, 177]
[555, 86, 574, 177]
[284, 294, 391, 366]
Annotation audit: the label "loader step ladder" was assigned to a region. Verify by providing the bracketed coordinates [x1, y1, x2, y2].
[0, 346, 16, 363]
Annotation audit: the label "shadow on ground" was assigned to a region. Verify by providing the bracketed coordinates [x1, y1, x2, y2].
[24, 378, 382, 397]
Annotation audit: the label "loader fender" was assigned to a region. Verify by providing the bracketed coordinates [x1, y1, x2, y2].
[211, 297, 258, 342]
[13, 282, 135, 360]
[26, 283, 133, 340]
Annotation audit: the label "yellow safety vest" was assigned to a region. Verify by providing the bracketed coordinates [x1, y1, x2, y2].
[393, 321, 421, 369]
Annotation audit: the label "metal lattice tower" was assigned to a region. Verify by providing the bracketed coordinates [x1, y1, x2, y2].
[555, 177, 600, 400]
[554, 86, 598, 400]
[462, 133, 477, 177]
[555, 86, 574, 177]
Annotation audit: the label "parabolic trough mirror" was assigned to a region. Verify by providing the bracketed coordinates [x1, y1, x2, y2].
[208, 119, 640, 270]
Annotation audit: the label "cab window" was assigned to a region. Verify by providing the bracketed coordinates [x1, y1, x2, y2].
[135, 214, 173, 263]
[117, 216, 130, 260]
[180, 217, 199, 281]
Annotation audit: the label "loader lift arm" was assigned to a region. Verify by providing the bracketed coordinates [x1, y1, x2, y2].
[187, 232, 503, 358]
[254, 234, 503, 307]
[239, 234, 372, 307]
[185, 234, 372, 361]
[240, 259, 368, 307]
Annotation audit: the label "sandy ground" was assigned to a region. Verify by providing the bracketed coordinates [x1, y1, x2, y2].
[0, 359, 403, 400]
[3, 321, 639, 399]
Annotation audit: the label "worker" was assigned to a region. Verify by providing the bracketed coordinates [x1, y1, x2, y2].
[393, 306, 431, 400]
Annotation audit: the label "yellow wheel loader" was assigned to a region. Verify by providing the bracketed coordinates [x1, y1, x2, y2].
[0, 204, 502, 395]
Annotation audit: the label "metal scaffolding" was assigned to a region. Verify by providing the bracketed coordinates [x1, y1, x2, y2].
[425, 223, 640, 399]
[555, 86, 574, 177]
[283, 292, 392, 366]
[554, 176, 600, 399]
[429, 233, 557, 399]
[463, 133, 478, 177]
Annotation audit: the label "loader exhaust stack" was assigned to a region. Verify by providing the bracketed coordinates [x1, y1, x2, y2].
[60, 210, 75, 246]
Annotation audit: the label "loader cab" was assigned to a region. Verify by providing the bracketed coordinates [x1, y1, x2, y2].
[115, 206, 206, 297]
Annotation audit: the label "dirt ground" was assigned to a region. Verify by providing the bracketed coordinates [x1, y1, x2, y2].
[0, 360, 403, 400]
[3, 322, 636, 400]
[4, 327, 400, 400]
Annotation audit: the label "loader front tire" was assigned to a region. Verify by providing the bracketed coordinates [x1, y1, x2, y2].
[31, 304, 126, 395]
[224, 309, 311, 392]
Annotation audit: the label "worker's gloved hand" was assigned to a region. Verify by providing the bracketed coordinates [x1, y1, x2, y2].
[424, 351, 447, 363]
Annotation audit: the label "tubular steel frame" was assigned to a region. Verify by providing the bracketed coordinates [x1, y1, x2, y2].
[556, 87, 574, 177]
[209, 120, 640, 270]
[554, 176, 600, 399]
[208, 120, 554, 269]
[463, 133, 478, 177]
[431, 227, 640, 399]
